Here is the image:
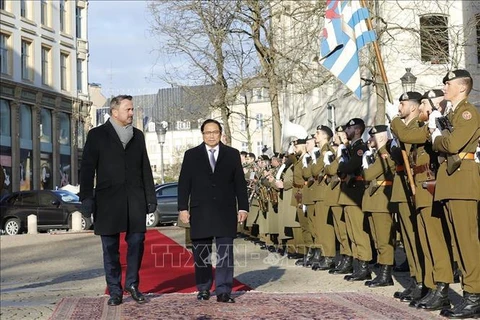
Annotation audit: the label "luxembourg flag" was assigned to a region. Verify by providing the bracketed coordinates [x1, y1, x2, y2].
[320, 0, 376, 99]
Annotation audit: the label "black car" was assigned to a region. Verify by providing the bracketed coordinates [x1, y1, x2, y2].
[146, 182, 178, 227]
[0, 190, 92, 235]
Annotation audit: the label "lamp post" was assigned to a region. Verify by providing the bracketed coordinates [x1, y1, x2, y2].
[155, 121, 167, 184]
[400, 68, 417, 92]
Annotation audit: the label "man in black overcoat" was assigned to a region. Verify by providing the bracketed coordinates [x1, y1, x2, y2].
[178, 119, 249, 303]
[79, 95, 156, 306]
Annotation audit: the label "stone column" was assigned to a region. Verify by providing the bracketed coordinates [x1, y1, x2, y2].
[52, 97, 61, 188]
[70, 110, 79, 186]
[32, 92, 43, 190]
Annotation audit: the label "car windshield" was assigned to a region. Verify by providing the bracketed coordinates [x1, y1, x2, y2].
[54, 190, 80, 203]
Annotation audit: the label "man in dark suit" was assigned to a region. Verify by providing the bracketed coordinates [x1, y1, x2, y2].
[178, 119, 249, 303]
[79, 95, 157, 306]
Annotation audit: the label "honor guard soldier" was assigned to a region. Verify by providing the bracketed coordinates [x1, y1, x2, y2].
[361, 125, 396, 287]
[324, 125, 354, 275]
[429, 70, 480, 319]
[386, 91, 426, 303]
[391, 89, 454, 310]
[302, 135, 322, 267]
[310, 125, 336, 271]
[291, 137, 314, 266]
[337, 118, 372, 282]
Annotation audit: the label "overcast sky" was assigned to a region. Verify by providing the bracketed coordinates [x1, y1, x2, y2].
[88, 0, 167, 97]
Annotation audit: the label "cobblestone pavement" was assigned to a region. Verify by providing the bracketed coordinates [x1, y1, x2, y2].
[0, 227, 464, 319]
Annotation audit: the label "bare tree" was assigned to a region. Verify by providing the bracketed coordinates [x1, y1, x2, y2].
[148, 0, 242, 144]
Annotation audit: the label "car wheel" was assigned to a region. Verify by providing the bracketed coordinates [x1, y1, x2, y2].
[81, 215, 92, 230]
[4, 218, 21, 235]
[146, 212, 159, 227]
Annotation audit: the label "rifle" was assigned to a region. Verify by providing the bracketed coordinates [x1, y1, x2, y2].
[436, 116, 461, 175]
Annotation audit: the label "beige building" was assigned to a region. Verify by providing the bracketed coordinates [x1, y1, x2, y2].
[0, 0, 91, 192]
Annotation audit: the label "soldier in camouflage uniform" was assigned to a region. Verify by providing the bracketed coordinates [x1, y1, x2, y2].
[429, 70, 480, 319]
[361, 125, 396, 287]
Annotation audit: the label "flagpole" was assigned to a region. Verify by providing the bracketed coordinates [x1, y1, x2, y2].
[359, 0, 416, 198]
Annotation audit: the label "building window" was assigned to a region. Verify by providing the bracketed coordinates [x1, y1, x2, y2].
[20, 0, 27, 18]
[60, 0, 66, 33]
[176, 120, 191, 130]
[256, 141, 262, 156]
[21, 39, 33, 81]
[76, 7, 82, 38]
[0, 33, 10, 75]
[76, 58, 83, 92]
[41, 46, 51, 85]
[0, 0, 5, 11]
[60, 52, 69, 91]
[256, 113, 263, 129]
[41, 0, 48, 26]
[241, 142, 248, 152]
[40, 108, 52, 143]
[0, 99, 10, 138]
[420, 15, 448, 64]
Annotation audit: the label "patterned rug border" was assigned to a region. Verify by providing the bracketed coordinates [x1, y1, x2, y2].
[50, 291, 443, 320]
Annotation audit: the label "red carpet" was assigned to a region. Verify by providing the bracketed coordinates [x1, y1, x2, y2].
[105, 229, 251, 294]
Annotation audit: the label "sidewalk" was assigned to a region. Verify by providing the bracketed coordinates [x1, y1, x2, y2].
[0, 227, 463, 319]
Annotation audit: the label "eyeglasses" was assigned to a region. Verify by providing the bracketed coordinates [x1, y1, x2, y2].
[202, 130, 221, 136]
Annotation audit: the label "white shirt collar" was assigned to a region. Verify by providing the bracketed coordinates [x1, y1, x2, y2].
[205, 144, 219, 159]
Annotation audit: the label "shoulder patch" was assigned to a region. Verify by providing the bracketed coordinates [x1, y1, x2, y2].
[357, 149, 364, 157]
[462, 111, 472, 120]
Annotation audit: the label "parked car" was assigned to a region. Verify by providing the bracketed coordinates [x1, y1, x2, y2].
[0, 190, 92, 235]
[146, 182, 178, 227]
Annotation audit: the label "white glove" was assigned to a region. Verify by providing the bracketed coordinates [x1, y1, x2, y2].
[428, 110, 442, 129]
[339, 156, 345, 163]
[362, 150, 373, 169]
[324, 151, 333, 165]
[336, 144, 347, 158]
[390, 139, 398, 149]
[386, 101, 399, 120]
[302, 154, 310, 167]
[287, 144, 295, 155]
[431, 128, 441, 143]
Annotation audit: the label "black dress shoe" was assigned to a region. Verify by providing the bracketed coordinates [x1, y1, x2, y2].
[217, 293, 235, 303]
[197, 290, 210, 300]
[440, 292, 480, 319]
[125, 285, 146, 304]
[107, 296, 123, 306]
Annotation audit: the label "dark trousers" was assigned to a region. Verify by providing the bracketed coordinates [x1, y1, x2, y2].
[101, 232, 145, 297]
[192, 236, 234, 295]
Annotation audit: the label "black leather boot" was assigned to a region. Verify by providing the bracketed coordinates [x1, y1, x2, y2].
[417, 282, 451, 310]
[310, 249, 323, 270]
[365, 264, 394, 287]
[328, 255, 344, 274]
[304, 247, 315, 267]
[331, 255, 353, 275]
[314, 256, 336, 271]
[345, 260, 371, 281]
[410, 288, 434, 308]
[440, 292, 480, 318]
[394, 278, 416, 299]
[401, 281, 426, 302]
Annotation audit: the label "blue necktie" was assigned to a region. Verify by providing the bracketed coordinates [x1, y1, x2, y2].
[209, 149, 216, 171]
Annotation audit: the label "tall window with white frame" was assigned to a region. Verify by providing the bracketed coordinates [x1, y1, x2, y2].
[256, 113, 263, 129]
[41, 46, 50, 85]
[420, 15, 449, 64]
[41, 0, 48, 26]
[60, 0, 66, 33]
[76, 58, 83, 92]
[0, 33, 9, 75]
[60, 52, 68, 91]
[21, 39, 33, 81]
[0, 0, 5, 11]
[76, 6, 82, 38]
[20, 0, 27, 18]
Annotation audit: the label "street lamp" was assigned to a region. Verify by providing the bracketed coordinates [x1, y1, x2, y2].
[400, 68, 417, 92]
[155, 121, 168, 184]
